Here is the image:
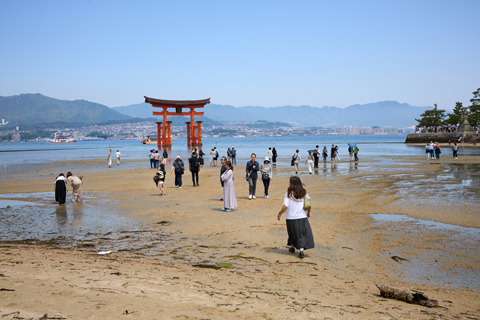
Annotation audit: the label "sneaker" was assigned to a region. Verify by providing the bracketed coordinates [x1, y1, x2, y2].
[289, 247, 295, 253]
[221, 208, 227, 211]
[299, 251, 304, 259]
[249, 194, 252, 199]
[265, 195, 269, 199]
[220, 198, 223, 201]
[179, 187, 182, 189]
[71, 199, 75, 203]
[226, 208, 233, 212]
[252, 195, 256, 199]
[196, 184, 199, 187]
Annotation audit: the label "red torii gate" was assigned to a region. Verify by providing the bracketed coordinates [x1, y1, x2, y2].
[144, 96, 210, 148]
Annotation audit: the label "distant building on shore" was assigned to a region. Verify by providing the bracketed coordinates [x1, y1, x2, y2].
[12, 133, 20, 142]
[337, 126, 399, 135]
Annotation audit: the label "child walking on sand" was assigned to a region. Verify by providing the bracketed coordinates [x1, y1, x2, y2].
[154, 164, 167, 195]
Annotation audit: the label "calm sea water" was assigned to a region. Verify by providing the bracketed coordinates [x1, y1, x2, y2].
[0, 135, 478, 167]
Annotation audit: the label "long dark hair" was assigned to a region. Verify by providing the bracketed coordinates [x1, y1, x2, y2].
[66, 172, 72, 178]
[287, 176, 306, 200]
[225, 161, 233, 170]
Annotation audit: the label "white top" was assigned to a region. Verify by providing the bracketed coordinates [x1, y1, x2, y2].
[116, 151, 121, 157]
[283, 192, 310, 220]
[55, 176, 66, 184]
[268, 150, 273, 157]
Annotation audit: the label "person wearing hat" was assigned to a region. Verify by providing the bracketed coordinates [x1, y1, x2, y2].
[260, 156, 273, 199]
[170, 156, 185, 188]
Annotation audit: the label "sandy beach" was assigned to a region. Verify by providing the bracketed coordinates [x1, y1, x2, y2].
[1, 155, 479, 319]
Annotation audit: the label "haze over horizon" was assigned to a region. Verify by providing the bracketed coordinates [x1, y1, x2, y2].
[1, 1, 478, 111]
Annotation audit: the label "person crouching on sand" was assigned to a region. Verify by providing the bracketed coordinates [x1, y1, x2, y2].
[221, 161, 237, 212]
[154, 164, 166, 195]
[277, 176, 315, 259]
[66, 172, 83, 203]
[55, 173, 67, 205]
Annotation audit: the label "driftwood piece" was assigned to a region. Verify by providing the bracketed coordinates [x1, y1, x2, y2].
[376, 284, 438, 307]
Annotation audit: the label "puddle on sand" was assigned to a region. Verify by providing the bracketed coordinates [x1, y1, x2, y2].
[370, 213, 480, 290]
[0, 192, 244, 268]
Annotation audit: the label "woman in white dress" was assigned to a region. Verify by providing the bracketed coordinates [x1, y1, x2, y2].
[221, 161, 237, 212]
[107, 149, 112, 168]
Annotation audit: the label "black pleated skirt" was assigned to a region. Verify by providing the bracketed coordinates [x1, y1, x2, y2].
[286, 218, 315, 250]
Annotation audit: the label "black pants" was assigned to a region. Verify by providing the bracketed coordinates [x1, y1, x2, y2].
[453, 150, 457, 158]
[354, 153, 358, 161]
[313, 155, 319, 168]
[262, 178, 270, 196]
[191, 171, 199, 185]
[175, 169, 183, 187]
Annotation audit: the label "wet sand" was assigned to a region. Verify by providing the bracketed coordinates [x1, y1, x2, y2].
[1, 156, 480, 319]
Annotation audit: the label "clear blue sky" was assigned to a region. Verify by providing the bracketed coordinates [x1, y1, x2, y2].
[1, 0, 479, 110]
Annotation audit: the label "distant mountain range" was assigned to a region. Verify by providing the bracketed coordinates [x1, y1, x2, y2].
[114, 101, 430, 127]
[0, 93, 430, 129]
[0, 94, 130, 126]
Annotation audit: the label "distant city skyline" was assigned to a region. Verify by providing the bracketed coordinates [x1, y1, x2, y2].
[1, 1, 479, 111]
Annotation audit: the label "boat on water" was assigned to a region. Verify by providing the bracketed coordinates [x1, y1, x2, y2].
[141, 135, 157, 145]
[51, 133, 76, 143]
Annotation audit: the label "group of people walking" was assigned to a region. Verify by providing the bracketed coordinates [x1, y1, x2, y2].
[425, 141, 461, 159]
[149, 149, 168, 169]
[55, 172, 83, 204]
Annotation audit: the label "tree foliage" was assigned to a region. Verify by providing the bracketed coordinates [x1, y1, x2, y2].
[444, 102, 466, 126]
[415, 108, 447, 127]
[469, 87, 480, 127]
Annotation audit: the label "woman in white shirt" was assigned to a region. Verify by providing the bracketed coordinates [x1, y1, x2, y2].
[277, 176, 314, 258]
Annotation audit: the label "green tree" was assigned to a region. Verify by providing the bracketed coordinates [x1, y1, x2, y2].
[444, 102, 466, 126]
[415, 108, 446, 128]
[468, 87, 480, 127]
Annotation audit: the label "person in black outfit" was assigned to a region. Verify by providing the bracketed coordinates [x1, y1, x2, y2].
[246, 153, 260, 199]
[272, 147, 277, 165]
[313, 145, 319, 168]
[55, 173, 67, 204]
[189, 152, 200, 187]
[198, 149, 205, 166]
[170, 156, 184, 188]
[220, 156, 227, 200]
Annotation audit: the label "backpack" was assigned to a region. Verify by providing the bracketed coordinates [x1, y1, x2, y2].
[215, 150, 219, 158]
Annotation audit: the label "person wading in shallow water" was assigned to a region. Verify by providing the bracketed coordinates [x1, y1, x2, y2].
[277, 176, 315, 259]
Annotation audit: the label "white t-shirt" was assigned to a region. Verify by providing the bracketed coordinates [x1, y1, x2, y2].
[116, 151, 121, 158]
[283, 192, 310, 220]
[268, 150, 273, 158]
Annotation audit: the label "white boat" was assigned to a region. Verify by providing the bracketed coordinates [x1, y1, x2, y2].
[51, 133, 76, 143]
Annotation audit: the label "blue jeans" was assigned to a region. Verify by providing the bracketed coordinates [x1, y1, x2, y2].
[435, 152, 440, 159]
[323, 155, 327, 162]
[232, 156, 236, 165]
[150, 159, 154, 168]
[175, 168, 183, 187]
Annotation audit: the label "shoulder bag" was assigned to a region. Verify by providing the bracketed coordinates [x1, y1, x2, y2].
[303, 197, 311, 212]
